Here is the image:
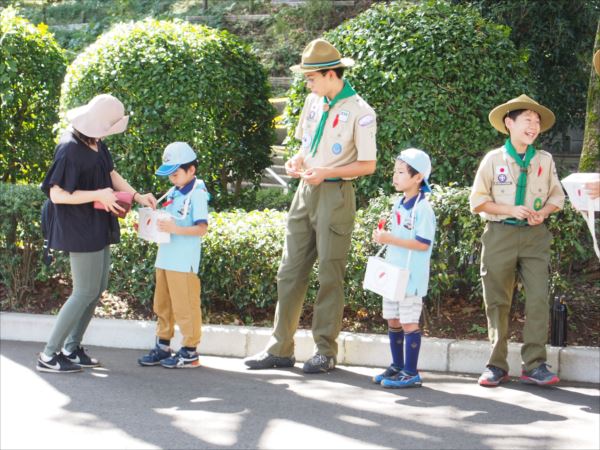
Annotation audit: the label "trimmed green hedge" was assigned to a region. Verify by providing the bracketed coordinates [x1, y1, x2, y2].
[1, 183, 596, 319]
[60, 18, 275, 208]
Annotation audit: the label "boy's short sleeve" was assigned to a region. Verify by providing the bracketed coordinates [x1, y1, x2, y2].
[191, 188, 209, 225]
[415, 201, 436, 246]
[469, 153, 494, 213]
[353, 106, 377, 161]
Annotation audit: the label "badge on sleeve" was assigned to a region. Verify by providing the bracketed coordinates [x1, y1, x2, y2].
[358, 114, 375, 127]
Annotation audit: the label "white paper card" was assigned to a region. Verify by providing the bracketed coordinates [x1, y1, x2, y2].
[561, 173, 600, 212]
[138, 207, 171, 244]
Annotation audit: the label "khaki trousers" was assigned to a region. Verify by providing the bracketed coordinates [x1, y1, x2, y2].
[480, 222, 552, 372]
[267, 180, 356, 358]
[154, 269, 202, 348]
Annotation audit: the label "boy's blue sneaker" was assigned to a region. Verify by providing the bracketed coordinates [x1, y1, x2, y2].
[138, 345, 172, 366]
[519, 363, 560, 386]
[160, 348, 200, 369]
[372, 364, 402, 384]
[381, 370, 422, 388]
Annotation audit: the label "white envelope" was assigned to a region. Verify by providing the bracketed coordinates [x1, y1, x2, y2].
[561, 173, 600, 211]
[137, 207, 171, 244]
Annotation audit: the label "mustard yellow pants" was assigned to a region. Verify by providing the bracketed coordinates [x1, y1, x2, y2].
[154, 269, 202, 348]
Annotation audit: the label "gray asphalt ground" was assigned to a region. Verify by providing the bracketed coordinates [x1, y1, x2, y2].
[1, 340, 598, 450]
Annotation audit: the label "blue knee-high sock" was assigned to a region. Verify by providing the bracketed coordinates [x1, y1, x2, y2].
[404, 331, 421, 375]
[388, 328, 404, 369]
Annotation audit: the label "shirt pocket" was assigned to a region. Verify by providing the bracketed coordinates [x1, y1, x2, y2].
[491, 183, 516, 205]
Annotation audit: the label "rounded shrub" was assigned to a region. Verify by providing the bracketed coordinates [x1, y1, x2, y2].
[60, 19, 275, 207]
[0, 7, 66, 184]
[285, 0, 532, 205]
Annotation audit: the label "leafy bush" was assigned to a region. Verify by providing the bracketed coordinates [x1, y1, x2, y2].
[60, 19, 275, 208]
[0, 183, 68, 308]
[0, 7, 66, 183]
[4, 183, 595, 322]
[284, 0, 531, 205]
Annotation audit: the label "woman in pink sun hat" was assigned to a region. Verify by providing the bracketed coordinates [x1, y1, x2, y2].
[37, 94, 157, 373]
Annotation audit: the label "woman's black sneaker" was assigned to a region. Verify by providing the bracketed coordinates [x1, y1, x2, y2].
[64, 346, 100, 368]
[37, 353, 83, 373]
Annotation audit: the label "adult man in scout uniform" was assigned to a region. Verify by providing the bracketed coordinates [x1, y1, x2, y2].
[470, 94, 565, 387]
[245, 39, 377, 373]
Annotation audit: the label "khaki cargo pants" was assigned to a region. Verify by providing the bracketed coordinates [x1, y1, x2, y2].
[266, 180, 356, 359]
[480, 222, 552, 372]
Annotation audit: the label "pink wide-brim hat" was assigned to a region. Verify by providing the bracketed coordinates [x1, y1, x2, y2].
[67, 94, 129, 138]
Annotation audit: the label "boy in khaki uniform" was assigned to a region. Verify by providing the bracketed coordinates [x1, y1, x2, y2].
[470, 94, 565, 387]
[245, 39, 377, 373]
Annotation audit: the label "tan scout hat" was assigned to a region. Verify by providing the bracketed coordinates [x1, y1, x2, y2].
[594, 50, 600, 76]
[488, 94, 555, 134]
[290, 39, 354, 74]
[67, 94, 129, 138]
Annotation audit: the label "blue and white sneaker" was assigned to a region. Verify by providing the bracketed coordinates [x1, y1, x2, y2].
[381, 370, 422, 388]
[372, 364, 402, 384]
[160, 348, 200, 369]
[138, 345, 172, 366]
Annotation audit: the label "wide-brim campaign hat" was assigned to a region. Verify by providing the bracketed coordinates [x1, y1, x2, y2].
[67, 94, 129, 138]
[290, 39, 355, 74]
[594, 50, 600, 76]
[488, 94, 555, 134]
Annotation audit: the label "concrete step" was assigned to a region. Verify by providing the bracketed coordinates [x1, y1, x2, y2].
[269, 97, 288, 116]
[272, 145, 287, 155]
[275, 126, 288, 145]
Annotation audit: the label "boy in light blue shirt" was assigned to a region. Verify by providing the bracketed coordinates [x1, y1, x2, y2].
[138, 142, 209, 369]
[371, 148, 436, 388]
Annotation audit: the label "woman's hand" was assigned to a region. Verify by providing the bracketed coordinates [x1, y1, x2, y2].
[95, 188, 125, 215]
[135, 192, 157, 209]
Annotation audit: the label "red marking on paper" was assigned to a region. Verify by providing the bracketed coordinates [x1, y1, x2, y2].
[378, 272, 386, 278]
[577, 189, 581, 197]
[146, 218, 151, 226]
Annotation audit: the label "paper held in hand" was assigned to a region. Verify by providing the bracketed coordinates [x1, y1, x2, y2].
[560, 173, 600, 212]
[363, 251, 410, 302]
[561, 173, 600, 260]
[138, 207, 171, 244]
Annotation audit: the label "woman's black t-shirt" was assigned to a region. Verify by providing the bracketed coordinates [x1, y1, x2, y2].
[41, 131, 120, 252]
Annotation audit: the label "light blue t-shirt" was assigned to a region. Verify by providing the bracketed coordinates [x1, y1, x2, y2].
[385, 193, 436, 297]
[155, 178, 209, 273]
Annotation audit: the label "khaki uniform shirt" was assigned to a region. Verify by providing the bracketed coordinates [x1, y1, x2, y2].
[295, 92, 377, 178]
[469, 146, 565, 221]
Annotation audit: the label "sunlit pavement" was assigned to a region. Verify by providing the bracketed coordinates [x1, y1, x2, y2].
[1, 340, 598, 449]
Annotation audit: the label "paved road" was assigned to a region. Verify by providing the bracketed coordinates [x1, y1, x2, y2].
[1, 340, 598, 449]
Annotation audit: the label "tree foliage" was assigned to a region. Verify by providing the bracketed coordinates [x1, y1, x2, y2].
[459, 0, 600, 143]
[0, 7, 66, 184]
[285, 0, 531, 204]
[60, 19, 275, 206]
[580, 20, 600, 172]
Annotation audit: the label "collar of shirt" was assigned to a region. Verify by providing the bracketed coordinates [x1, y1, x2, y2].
[399, 192, 424, 210]
[173, 178, 196, 197]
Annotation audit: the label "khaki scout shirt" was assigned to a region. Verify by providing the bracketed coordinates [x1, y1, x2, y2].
[469, 146, 565, 222]
[294, 92, 377, 179]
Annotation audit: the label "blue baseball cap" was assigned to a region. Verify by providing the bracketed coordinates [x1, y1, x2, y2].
[396, 148, 432, 193]
[155, 142, 197, 176]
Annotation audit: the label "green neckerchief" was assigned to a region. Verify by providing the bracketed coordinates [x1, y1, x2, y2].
[504, 138, 536, 206]
[309, 80, 357, 158]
